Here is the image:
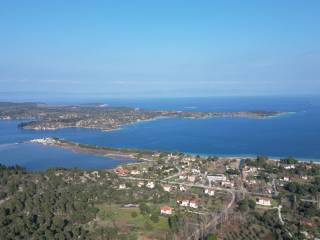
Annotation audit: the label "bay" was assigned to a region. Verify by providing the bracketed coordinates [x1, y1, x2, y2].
[1, 96, 320, 170]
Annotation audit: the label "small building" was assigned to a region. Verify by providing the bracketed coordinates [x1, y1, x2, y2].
[163, 185, 172, 192]
[256, 197, 272, 206]
[130, 170, 140, 175]
[188, 175, 196, 183]
[160, 205, 174, 215]
[207, 174, 227, 186]
[204, 188, 214, 196]
[146, 181, 155, 189]
[282, 176, 290, 182]
[179, 185, 187, 192]
[204, 188, 215, 196]
[137, 181, 144, 187]
[119, 184, 126, 189]
[189, 199, 200, 209]
[179, 173, 187, 180]
[221, 181, 234, 188]
[152, 152, 161, 158]
[91, 171, 100, 178]
[283, 164, 295, 170]
[177, 199, 189, 207]
[191, 168, 201, 174]
[115, 166, 129, 176]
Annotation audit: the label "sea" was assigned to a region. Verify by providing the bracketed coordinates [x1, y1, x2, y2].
[1, 96, 320, 170]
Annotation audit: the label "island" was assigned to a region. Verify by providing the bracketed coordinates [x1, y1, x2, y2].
[0, 102, 286, 131]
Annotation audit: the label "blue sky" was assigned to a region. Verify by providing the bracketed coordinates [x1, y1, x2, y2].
[0, 0, 319, 100]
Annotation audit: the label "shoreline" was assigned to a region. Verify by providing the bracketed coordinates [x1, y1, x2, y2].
[27, 137, 320, 164]
[11, 111, 291, 132]
[28, 138, 143, 162]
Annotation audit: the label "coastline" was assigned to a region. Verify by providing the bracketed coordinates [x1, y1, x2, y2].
[28, 138, 143, 162]
[28, 137, 320, 164]
[13, 111, 290, 132]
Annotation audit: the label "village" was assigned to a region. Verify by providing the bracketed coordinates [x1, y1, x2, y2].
[25, 138, 320, 239]
[28, 138, 320, 239]
[1, 146, 319, 239]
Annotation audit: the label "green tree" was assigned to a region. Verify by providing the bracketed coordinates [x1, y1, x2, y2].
[131, 211, 138, 218]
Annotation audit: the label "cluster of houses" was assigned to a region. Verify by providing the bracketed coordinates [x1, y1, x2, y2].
[176, 198, 201, 209]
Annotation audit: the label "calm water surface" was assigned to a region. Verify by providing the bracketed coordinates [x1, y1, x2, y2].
[1, 96, 320, 169]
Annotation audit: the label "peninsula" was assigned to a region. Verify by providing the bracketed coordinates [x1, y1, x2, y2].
[0, 102, 286, 131]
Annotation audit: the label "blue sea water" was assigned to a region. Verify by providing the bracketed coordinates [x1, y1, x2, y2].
[1, 96, 320, 170]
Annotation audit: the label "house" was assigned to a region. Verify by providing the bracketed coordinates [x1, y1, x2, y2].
[152, 153, 161, 158]
[115, 167, 129, 176]
[284, 164, 295, 170]
[91, 171, 100, 178]
[301, 175, 308, 180]
[130, 170, 140, 175]
[179, 185, 187, 192]
[188, 175, 196, 183]
[191, 168, 201, 174]
[204, 188, 215, 196]
[221, 181, 234, 188]
[256, 197, 272, 206]
[146, 181, 155, 189]
[177, 199, 189, 207]
[179, 171, 187, 180]
[163, 185, 172, 192]
[189, 199, 200, 209]
[282, 176, 290, 182]
[119, 184, 126, 189]
[168, 153, 179, 160]
[207, 174, 226, 186]
[160, 205, 174, 215]
[183, 156, 196, 162]
[137, 181, 144, 187]
[179, 174, 187, 180]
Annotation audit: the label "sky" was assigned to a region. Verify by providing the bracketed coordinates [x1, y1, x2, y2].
[0, 0, 320, 100]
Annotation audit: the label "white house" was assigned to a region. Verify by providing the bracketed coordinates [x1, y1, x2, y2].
[191, 168, 201, 174]
[163, 185, 172, 192]
[189, 200, 200, 209]
[179, 185, 187, 192]
[204, 188, 215, 196]
[256, 198, 272, 206]
[119, 184, 126, 189]
[91, 171, 100, 178]
[137, 181, 144, 187]
[177, 199, 189, 207]
[160, 205, 173, 215]
[146, 181, 155, 189]
[284, 164, 295, 170]
[179, 175, 187, 180]
[130, 170, 140, 175]
[221, 181, 234, 188]
[282, 176, 290, 182]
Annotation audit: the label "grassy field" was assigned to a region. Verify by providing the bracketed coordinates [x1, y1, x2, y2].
[95, 203, 170, 238]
